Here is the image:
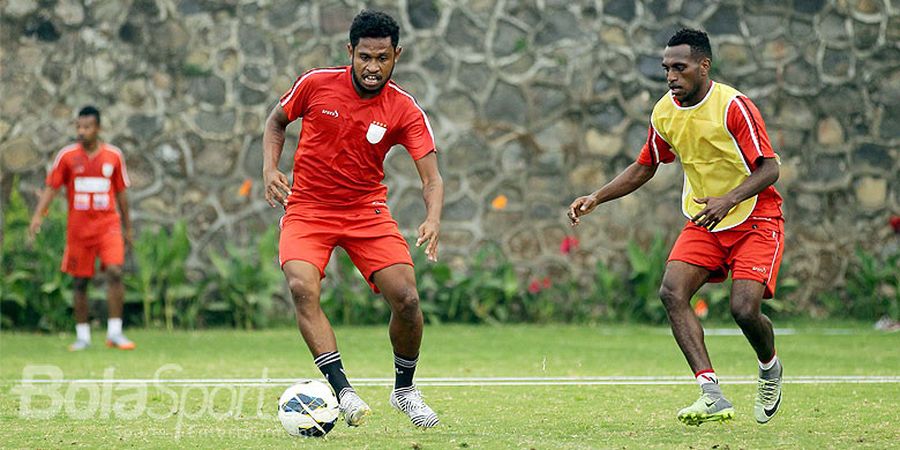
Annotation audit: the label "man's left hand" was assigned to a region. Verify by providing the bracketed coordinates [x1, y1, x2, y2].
[691, 196, 737, 230]
[416, 219, 440, 262]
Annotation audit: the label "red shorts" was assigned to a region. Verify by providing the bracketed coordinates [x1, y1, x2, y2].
[278, 203, 413, 293]
[62, 230, 124, 278]
[668, 218, 785, 298]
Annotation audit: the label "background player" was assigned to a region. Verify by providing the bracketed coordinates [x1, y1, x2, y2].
[28, 106, 135, 351]
[568, 29, 784, 426]
[262, 10, 444, 428]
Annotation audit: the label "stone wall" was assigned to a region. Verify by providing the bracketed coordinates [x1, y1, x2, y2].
[1, 0, 897, 307]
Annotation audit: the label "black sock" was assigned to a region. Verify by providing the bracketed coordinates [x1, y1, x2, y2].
[394, 353, 418, 390]
[314, 351, 352, 401]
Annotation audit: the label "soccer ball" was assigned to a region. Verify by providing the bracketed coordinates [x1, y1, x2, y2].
[277, 380, 340, 438]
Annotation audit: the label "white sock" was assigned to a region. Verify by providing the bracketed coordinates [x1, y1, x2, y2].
[695, 370, 719, 386]
[759, 355, 778, 371]
[108, 318, 123, 337]
[76, 323, 91, 342]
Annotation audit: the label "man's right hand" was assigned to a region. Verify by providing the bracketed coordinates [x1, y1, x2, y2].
[263, 168, 291, 208]
[28, 216, 43, 242]
[567, 194, 599, 227]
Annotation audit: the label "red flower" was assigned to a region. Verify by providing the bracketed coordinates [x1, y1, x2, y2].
[890, 216, 900, 234]
[542, 277, 552, 289]
[528, 280, 541, 294]
[693, 299, 709, 319]
[560, 236, 579, 255]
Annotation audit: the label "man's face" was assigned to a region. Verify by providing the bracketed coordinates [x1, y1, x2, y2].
[76, 115, 100, 145]
[348, 37, 401, 96]
[662, 44, 710, 105]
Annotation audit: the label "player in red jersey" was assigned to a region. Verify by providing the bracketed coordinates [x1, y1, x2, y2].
[263, 10, 443, 428]
[28, 106, 135, 351]
[569, 29, 784, 425]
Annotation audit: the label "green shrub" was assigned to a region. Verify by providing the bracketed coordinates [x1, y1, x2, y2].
[1, 182, 72, 331]
[822, 246, 899, 321]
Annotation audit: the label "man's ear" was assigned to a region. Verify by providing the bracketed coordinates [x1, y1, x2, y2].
[347, 43, 353, 59]
[394, 46, 403, 62]
[700, 57, 711, 77]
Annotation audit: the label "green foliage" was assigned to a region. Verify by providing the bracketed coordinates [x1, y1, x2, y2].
[1, 182, 72, 331]
[319, 249, 386, 325]
[823, 246, 899, 320]
[125, 221, 201, 330]
[204, 227, 283, 329]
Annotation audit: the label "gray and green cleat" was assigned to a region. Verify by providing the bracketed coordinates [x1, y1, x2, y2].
[677, 393, 735, 426]
[755, 361, 783, 424]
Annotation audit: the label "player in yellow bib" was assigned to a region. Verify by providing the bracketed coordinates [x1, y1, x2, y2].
[569, 29, 784, 425]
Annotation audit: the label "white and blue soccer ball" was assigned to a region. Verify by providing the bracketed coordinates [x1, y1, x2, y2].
[277, 380, 340, 438]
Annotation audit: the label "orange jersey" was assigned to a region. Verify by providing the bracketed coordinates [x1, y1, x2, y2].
[279, 66, 436, 207]
[46, 142, 129, 241]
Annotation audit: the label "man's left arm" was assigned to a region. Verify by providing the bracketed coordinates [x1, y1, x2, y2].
[413, 152, 443, 262]
[692, 96, 780, 230]
[115, 190, 133, 248]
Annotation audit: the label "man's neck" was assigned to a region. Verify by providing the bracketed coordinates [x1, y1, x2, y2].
[682, 80, 712, 107]
[82, 140, 100, 154]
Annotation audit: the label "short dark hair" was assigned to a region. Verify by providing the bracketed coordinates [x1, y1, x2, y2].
[667, 28, 712, 61]
[349, 10, 399, 48]
[78, 105, 101, 125]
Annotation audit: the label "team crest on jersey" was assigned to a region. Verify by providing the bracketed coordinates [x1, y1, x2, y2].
[366, 121, 387, 144]
[102, 163, 114, 178]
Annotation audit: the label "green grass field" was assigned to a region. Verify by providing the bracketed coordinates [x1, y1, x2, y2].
[1, 323, 898, 449]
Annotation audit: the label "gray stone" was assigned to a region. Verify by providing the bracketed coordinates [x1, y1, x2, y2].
[604, 0, 635, 22]
[853, 143, 890, 170]
[195, 110, 236, 135]
[446, 9, 484, 51]
[4, 0, 37, 18]
[855, 177, 887, 210]
[443, 196, 478, 222]
[817, 117, 844, 146]
[492, 20, 527, 57]
[794, 0, 826, 14]
[0, 137, 41, 172]
[535, 9, 583, 46]
[128, 115, 163, 141]
[267, 0, 302, 28]
[638, 54, 665, 81]
[24, 16, 61, 42]
[587, 102, 625, 131]
[818, 12, 849, 42]
[704, 7, 741, 36]
[242, 64, 270, 85]
[190, 75, 227, 105]
[408, 0, 441, 29]
[238, 23, 268, 57]
[54, 0, 84, 26]
[783, 60, 819, 89]
[485, 82, 526, 125]
[821, 47, 853, 78]
[238, 83, 268, 105]
[320, 3, 353, 35]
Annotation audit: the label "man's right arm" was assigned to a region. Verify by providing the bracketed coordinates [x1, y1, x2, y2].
[567, 162, 657, 226]
[262, 105, 293, 208]
[29, 187, 60, 240]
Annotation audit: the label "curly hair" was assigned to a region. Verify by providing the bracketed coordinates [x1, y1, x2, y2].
[349, 10, 400, 48]
[667, 28, 712, 61]
[78, 105, 101, 125]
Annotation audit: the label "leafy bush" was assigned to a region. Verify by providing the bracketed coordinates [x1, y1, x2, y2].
[1, 183, 73, 331]
[822, 246, 899, 321]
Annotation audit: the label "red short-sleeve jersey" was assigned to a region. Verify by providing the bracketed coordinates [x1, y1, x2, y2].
[46, 142, 129, 240]
[636, 94, 783, 218]
[279, 66, 436, 207]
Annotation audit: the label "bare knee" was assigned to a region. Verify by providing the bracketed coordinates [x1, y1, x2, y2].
[659, 283, 689, 311]
[287, 277, 320, 314]
[390, 287, 420, 321]
[72, 277, 89, 294]
[730, 298, 759, 325]
[106, 267, 123, 284]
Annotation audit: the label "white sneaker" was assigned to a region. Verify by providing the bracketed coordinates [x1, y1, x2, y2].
[338, 390, 371, 426]
[68, 339, 90, 351]
[390, 385, 440, 428]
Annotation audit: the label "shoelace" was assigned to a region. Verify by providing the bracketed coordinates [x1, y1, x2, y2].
[757, 378, 780, 405]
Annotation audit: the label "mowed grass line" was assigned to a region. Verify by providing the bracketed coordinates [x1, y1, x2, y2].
[1, 324, 898, 448]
